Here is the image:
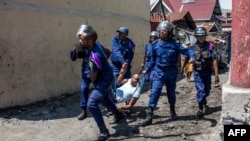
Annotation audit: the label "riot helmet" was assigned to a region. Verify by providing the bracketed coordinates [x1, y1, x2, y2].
[157, 21, 173, 32]
[76, 24, 93, 38]
[194, 26, 207, 36]
[150, 31, 159, 38]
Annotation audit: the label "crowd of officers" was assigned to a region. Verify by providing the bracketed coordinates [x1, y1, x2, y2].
[70, 21, 220, 141]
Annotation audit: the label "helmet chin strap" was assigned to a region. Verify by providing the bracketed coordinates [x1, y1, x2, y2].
[160, 36, 170, 43]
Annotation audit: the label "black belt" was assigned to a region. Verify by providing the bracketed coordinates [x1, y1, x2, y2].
[157, 65, 175, 70]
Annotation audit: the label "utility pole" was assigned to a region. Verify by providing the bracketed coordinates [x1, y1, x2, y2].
[160, 0, 167, 21]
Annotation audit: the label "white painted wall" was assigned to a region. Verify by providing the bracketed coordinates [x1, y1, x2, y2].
[0, 0, 151, 108]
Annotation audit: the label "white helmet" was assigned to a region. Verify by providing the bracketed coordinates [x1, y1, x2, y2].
[157, 21, 173, 32]
[150, 31, 159, 38]
[76, 24, 93, 38]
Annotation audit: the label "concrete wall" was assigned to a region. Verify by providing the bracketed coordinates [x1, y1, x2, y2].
[0, 0, 151, 108]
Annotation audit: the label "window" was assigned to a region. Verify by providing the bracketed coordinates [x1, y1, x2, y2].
[182, 0, 195, 3]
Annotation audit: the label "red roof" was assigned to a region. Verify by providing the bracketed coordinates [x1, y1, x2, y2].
[151, 0, 218, 21]
[150, 11, 196, 31]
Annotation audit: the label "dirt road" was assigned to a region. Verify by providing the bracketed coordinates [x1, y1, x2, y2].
[0, 65, 228, 141]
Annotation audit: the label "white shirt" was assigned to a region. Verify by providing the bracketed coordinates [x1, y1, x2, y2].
[115, 75, 145, 103]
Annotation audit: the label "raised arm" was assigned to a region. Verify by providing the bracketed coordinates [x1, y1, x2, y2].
[117, 63, 128, 85]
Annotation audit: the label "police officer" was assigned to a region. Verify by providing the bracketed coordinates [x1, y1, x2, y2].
[71, 25, 111, 121]
[141, 31, 159, 78]
[141, 21, 195, 126]
[71, 25, 93, 120]
[110, 26, 135, 87]
[192, 26, 220, 118]
[141, 31, 159, 96]
[79, 28, 123, 141]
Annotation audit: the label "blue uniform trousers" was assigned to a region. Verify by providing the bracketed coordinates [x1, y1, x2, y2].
[193, 71, 212, 104]
[80, 75, 91, 109]
[148, 67, 178, 109]
[87, 89, 117, 126]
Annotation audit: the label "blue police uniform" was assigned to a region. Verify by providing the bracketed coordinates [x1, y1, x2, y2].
[87, 43, 117, 126]
[70, 41, 106, 111]
[193, 41, 216, 105]
[145, 38, 194, 109]
[110, 36, 135, 79]
[70, 42, 91, 110]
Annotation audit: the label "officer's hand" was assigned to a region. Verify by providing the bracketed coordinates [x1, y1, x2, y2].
[72, 44, 77, 52]
[120, 63, 127, 75]
[120, 68, 127, 75]
[122, 63, 127, 69]
[141, 63, 145, 68]
[214, 75, 220, 87]
[141, 70, 147, 74]
[189, 58, 195, 64]
[185, 42, 191, 47]
[117, 107, 123, 112]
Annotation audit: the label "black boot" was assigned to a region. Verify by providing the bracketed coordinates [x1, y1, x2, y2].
[195, 103, 204, 118]
[141, 107, 153, 126]
[77, 108, 87, 120]
[109, 110, 124, 124]
[170, 105, 177, 120]
[97, 124, 110, 141]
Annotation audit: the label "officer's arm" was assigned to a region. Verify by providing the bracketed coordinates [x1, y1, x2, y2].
[187, 47, 195, 62]
[70, 44, 78, 61]
[141, 45, 147, 67]
[102, 47, 111, 59]
[111, 37, 125, 64]
[213, 58, 219, 77]
[125, 39, 135, 65]
[118, 98, 138, 111]
[141, 54, 146, 67]
[117, 65, 128, 85]
[179, 42, 195, 59]
[145, 46, 156, 73]
[96, 41, 111, 60]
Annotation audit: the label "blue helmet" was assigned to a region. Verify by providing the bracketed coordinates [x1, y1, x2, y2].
[194, 26, 207, 36]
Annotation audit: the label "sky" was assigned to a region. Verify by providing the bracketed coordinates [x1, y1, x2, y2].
[219, 0, 232, 10]
[149, 0, 232, 10]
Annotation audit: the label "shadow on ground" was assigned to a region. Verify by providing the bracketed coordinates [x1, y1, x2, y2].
[0, 93, 81, 121]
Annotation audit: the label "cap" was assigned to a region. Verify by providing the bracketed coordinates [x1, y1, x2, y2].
[116, 26, 129, 33]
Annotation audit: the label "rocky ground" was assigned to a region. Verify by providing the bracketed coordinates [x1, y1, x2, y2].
[0, 65, 229, 141]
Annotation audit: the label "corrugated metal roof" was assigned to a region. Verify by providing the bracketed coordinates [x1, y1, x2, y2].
[150, 11, 196, 30]
[196, 22, 219, 32]
[150, 11, 193, 23]
[158, 0, 218, 20]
